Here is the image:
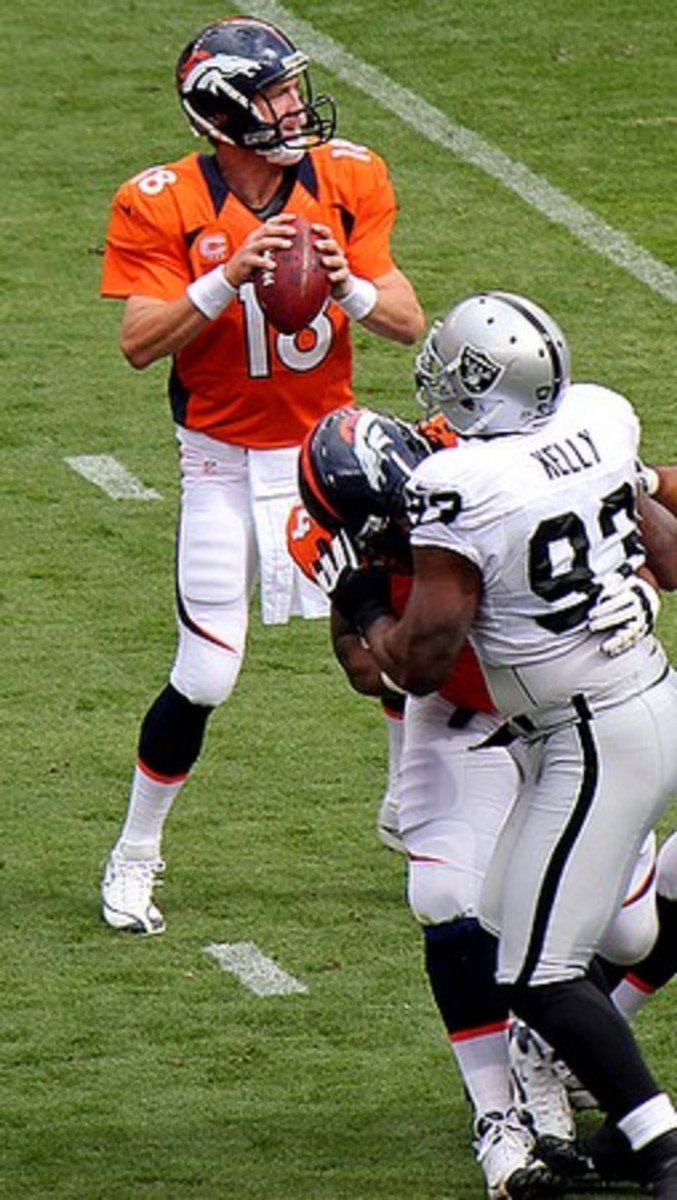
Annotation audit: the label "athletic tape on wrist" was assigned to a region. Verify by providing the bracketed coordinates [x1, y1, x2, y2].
[186, 268, 236, 320]
[335, 275, 378, 321]
[643, 466, 660, 496]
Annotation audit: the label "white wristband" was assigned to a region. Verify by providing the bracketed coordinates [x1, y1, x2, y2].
[335, 275, 378, 321]
[186, 267, 236, 320]
[645, 467, 660, 496]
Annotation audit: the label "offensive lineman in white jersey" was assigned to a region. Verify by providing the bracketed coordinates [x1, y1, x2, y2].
[314, 291, 677, 1198]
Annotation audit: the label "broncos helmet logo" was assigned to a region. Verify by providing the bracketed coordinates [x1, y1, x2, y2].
[180, 53, 263, 97]
[352, 412, 415, 494]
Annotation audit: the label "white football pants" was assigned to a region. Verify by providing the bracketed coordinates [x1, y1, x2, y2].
[479, 670, 677, 986]
[168, 429, 326, 708]
[170, 433, 256, 708]
[393, 689, 672, 968]
[398, 693, 517, 926]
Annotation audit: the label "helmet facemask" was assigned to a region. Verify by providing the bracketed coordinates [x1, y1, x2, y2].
[415, 319, 459, 416]
[247, 76, 336, 164]
[352, 514, 413, 571]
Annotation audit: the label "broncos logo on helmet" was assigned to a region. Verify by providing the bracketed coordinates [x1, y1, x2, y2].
[298, 407, 434, 564]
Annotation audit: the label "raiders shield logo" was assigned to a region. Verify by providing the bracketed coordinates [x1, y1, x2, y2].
[459, 344, 503, 395]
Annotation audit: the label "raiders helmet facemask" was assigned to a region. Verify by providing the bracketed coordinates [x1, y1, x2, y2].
[415, 291, 570, 437]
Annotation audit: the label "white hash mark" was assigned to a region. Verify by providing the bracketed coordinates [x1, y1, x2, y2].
[65, 455, 161, 500]
[204, 942, 308, 997]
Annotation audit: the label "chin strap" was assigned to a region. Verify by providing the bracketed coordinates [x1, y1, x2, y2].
[257, 145, 306, 166]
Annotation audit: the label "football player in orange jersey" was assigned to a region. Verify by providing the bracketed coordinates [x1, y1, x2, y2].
[99, 15, 424, 935]
[288, 405, 677, 1198]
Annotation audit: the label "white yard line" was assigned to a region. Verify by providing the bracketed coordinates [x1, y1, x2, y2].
[256, 0, 677, 305]
[204, 941, 308, 997]
[65, 454, 161, 500]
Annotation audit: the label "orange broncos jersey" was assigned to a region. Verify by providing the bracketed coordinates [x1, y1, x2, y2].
[286, 503, 495, 714]
[101, 141, 398, 449]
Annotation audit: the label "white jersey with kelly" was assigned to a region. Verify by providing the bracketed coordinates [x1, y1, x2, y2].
[407, 382, 668, 720]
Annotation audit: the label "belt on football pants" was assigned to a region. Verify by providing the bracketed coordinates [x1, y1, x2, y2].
[477, 664, 670, 747]
[447, 706, 478, 729]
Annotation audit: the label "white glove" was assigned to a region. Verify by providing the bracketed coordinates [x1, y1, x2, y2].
[588, 574, 660, 657]
[636, 459, 660, 496]
[312, 528, 359, 595]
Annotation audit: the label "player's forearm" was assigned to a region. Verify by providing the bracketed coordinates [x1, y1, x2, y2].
[639, 491, 677, 590]
[120, 294, 211, 369]
[331, 610, 384, 696]
[653, 466, 677, 517]
[360, 269, 425, 346]
[362, 614, 455, 697]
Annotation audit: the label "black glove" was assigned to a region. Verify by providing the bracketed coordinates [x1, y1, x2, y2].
[332, 562, 392, 632]
[312, 530, 392, 633]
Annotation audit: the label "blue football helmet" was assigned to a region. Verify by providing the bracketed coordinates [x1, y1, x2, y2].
[176, 16, 336, 154]
[299, 407, 431, 560]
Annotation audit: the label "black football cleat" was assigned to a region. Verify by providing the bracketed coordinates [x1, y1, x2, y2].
[636, 1130, 677, 1199]
[586, 1118, 640, 1183]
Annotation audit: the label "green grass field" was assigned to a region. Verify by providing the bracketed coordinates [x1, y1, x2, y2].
[2, 2, 676, 1197]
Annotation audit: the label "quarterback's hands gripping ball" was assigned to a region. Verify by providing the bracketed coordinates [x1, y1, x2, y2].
[253, 214, 329, 334]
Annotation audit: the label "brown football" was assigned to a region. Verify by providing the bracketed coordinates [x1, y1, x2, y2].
[253, 216, 330, 334]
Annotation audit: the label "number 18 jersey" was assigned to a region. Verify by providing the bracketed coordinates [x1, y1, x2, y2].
[101, 142, 397, 449]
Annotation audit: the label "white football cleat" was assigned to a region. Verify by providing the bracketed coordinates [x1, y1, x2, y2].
[473, 1107, 554, 1199]
[376, 791, 405, 853]
[561, 1066, 598, 1111]
[101, 846, 166, 935]
[509, 1021, 593, 1179]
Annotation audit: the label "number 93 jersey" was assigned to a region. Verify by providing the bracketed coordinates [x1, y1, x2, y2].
[406, 382, 667, 717]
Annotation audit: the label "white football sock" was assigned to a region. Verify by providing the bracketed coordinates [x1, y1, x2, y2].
[117, 763, 185, 859]
[451, 1026, 514, 1116]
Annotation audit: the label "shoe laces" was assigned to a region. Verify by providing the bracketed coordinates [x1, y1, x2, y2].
[510, 1021, 576, 1140]
[109, 852, 165, 901]
[474, 1107, 536, 1160]
[115, 851, 164, 876]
